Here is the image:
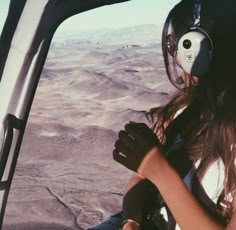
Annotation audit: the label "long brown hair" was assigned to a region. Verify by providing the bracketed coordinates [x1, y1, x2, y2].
[148, 0, 236, 223]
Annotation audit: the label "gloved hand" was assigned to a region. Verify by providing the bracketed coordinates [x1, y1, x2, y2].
[113, 122, 162, 172]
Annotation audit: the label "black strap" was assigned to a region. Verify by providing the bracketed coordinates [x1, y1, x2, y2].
[192, 174, 229, 226]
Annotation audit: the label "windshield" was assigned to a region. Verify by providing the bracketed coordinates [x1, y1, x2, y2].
[1, 0, 178, 229]
[0, 0, 10, 35]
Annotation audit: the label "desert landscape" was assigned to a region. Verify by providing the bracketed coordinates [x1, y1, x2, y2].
[2, 24, 175, 229]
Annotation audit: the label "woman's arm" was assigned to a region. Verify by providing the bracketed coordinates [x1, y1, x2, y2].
[138, 147, 226, 230]
[113, 122, 236, 230]
[121, 173, 150, 230]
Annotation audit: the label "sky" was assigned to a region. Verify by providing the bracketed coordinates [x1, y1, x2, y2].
[0, 0, 180, 33]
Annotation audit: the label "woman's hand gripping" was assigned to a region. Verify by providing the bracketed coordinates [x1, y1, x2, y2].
[113, 122, 164, 178]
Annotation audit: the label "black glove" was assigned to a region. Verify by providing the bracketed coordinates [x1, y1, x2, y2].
[113, 122, 161, 172]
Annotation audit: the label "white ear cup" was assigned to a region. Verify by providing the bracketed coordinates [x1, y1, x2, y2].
[177, 30, 213, 77]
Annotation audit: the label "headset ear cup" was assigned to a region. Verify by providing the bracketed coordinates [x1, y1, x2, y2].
[177, 29, 213, 77]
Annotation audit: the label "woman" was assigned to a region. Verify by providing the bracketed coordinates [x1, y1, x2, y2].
[113, 0, 236, 229]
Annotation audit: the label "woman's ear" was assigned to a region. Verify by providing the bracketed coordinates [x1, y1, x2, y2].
[176, 52, 181, 67]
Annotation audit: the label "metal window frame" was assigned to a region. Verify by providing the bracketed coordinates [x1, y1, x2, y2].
[0, 0, 130, 227]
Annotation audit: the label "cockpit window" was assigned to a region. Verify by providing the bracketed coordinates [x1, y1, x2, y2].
[0, 0, 10, 35]
[2, 0, 178, 229]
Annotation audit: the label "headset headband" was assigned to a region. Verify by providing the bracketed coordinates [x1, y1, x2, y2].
[193, 0, 201, 27]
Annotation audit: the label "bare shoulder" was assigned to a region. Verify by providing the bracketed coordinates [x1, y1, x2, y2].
[226, 194, 236, 229]
[226, 212, 236, 229]
[233, 193, 236, 211]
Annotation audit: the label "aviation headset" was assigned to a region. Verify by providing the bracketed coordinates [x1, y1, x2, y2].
[167, 0, 213, 77]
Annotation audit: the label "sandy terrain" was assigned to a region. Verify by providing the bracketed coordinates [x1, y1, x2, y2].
[2, 25, 175, 229]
